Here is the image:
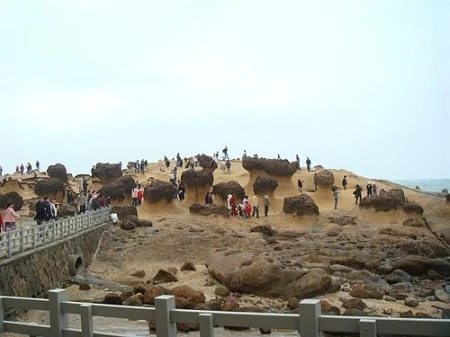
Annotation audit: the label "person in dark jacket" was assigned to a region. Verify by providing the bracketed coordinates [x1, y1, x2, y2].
[354, 185, 363, 205]
[342, 176, 348, 190]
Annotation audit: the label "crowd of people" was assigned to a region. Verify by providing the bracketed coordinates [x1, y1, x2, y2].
[0, 161, 40, 177]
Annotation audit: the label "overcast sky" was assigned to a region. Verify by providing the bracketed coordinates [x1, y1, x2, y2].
[0, 1, 448, 180]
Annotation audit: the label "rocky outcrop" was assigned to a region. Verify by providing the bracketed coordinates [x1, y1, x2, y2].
[92, 163, 122, 181]
[34, 178, 64, 196]
[189, 204, 229, 217]
[57, 204, 78, 218]
[283, 194, 319, 216]
[253, 175, 278, 195]
[359, 189, 420, 212]
[144, 180, 176, 203]
[47, 163, 68, 181]
[0, 191, 24, 211]
[111, 206, 138, 220]
[213, 181, 245, 203]
[181, 169, 214, 203]
[119, 215, 153, 230]
[392, 256, 450, 277]
[242, 158, 297, 176]
[197, 154, 217, 171]
[99, 176, 136, 201]
[402, 203, 424, 215]
[152, 269, 178, 284]
[316, 170, 335, 186]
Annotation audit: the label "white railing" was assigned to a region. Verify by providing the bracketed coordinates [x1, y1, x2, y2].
[0, 208, 111, 259]
[0, 289, 448, 337]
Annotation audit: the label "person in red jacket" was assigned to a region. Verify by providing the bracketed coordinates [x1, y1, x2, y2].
[137, 188, 143, 206]
[0, 212, 4, 232]
[244, 201, 252, 218]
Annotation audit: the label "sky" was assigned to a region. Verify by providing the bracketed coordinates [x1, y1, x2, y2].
[0, 0, 449, 180]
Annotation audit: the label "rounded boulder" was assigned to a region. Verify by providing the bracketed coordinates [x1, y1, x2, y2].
[253, 175, 278, 195]
[47, 163, 68, 181]
[144, 180, 176, 203]
[283, 194, 319, 216]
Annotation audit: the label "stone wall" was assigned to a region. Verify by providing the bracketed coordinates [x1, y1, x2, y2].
[0, 223, 110, 297]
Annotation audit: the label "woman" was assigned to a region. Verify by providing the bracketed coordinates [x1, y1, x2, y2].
[0, 211, 4, 233]
[3, 203, 20, 230]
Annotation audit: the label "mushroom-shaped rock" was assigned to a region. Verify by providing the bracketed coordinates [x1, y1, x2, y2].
[283, 194, 319, 216]
[316, 170, 335, 186]
[360, 189, 407, 212]
[181, 169, 214, 203]
[0, 191, 24, 211]
[35, 178, 64, 197]
[47, 163, 68, 181]
[212, 181, 245, 204]
[144, 180, 176, 203]
[253, 175, 278, 195]
[99, 176, 136, 202]
[92, 163, 123, 181]
[197, 154, 217, 171]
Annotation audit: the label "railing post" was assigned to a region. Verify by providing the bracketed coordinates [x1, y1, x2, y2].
[360, 319, 377, 337]
[299, 299, 321, 337]
[32, 225, 37, 249]
[52, 222, 56, 242]
[20, 227, 25, 253]
[0, 297, 4, 333]
[7, 229, 12, 258]
[80, 304, 94, 337]
[155, 295, 177, 337]
[199, 313, 214, 337]
[49, 289, 68, 337]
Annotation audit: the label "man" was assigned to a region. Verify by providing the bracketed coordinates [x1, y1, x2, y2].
[298, 179, 304, 193]
[353, 185, 363, 205]
[333, 187, 340, 210]
[306, 157, 312, 172]
[0, 165, 2, 176]
[342, 175, 348, 190]
[252, 194, 259, 218]
[77, 192, 87, 214]
[264, 195, 270, 216]
[82, 179, 88, 194]
[314, 173, 318, 191]
[131, 186, 138, 206]
[36, 160, 40, 173]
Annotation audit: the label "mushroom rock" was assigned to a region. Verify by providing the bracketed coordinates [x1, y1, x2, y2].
[34, 178, 65, 202]
[314, 170, 335, 199]
[196, 154, 218, 172]
[92, 162, 123, 183]
[47, 163, 68, 181]
[212, 181, 245, 205]
[144, 180, 176, 204]
[99, 176, 136, 205]
[180, 169, 214, 204]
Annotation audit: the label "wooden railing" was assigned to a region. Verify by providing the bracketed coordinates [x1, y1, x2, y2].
[0, 289, 448, 337]
[0, 208, 111, 259]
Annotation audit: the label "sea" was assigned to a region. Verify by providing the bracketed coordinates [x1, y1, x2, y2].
[393, 179, 450, 192]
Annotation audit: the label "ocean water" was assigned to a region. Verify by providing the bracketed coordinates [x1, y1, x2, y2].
[393, 179, 450, 192]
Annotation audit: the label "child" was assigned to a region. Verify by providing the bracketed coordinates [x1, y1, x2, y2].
[244, 201, 252, 218]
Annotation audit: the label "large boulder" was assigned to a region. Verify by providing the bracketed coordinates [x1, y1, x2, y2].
[92, 163, 123, 180]
[181, 169, 214, 188]
[360, 189, 407, 212]
[288, 268, 332, 299]
[99, 176, 136, 201]
[197, 154, 217, 171]
[47, 163, 68, 181]
[283, 194, 319, 216]
[189, 204, 229, 217]
[253, 175, 278, 195]
[111, 206, 138, 220]
[144, 180, 176, 203]
[402, 203, 424, 215]
[242, 158, 297, 176]
[316, 170, 335, 186]
[35, 178, 64, 196]
[392, 256, 450, 277]
[171, 285, 206, 309]
[0, 191, 24, 211]
[212, 181, 245, 202]
[57, 204, 77, 218]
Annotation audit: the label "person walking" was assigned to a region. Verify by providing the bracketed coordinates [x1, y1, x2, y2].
[77, 193, 87, 214]
[50, 199, 58, 221]
[366, 182, 372, 197]
[298, 179, 304, 193]
[342, 175, 348, 190]
[372, 183, 378, 196]
[20, 164, 25, 175]
[354, 184, 363, 205]
[306, 157, 312, 172]
[333, 187, 340, 210]
[131, 186, 138, 206]
[225, 160, 231, 174]
[3, 203, 20, 230]
[252, 194, 259, 218]
[264, 195, 270, 216]
[137, 188, 143, 206]
[244, 201, 252, 218]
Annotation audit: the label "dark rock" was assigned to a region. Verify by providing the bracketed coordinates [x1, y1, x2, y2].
[384, 274, 401, 284]
[131, 270, 146, 278]
[0, 191, 24, 211]
[342, 309, 367, 316]
[250, 225, 276, 237]
[47, 163, 68, 181]
[133, 284, 146, 295]
[402, 203, 424, 215]
[120, 291, 133, 302]
[35, 178, 64, 196]
[404, 297, 419, 307]
[442, 189, 449, 194]
[283, 194, 319, 216]
[120, 220, 136, 230]
[144, 180, 176, 203]
[181, 169, 214, 188]
[57, 204, 77, 218]
[215, 285, 231, 297]
[260, 328, 272, 334]
[213, 181, 245, 201]
[242, 158, 297, 176]
[360, 188, 406, 212]
[392, 256, 450, 276]
[180, 261, 196, 271]
[403, 218, 426, 227]
[195, 299, 223, 311]
[377, 265, 393, 275]
[142, 285, 171, 304]
[350, 284, 383, 300]
[152, 269, 178, 284]
[189, 203, 229, 217]
[253, 175, 279, 195]
[79, 284, 91, 291]
[391, 269, 412, 282]
[197, 154, 218, 171]
[124, 294, 143, 306]
[287, 297, 299, 310]
[384, 296, 396, 302]
[177, 323, 200, 332]
[330, 264, 354, 273]
[427, 269, 444, 280]
[393, 293, 409, 301]
[321, 300, 341, 315]
[103, 293, 123, 305]
[329, 216, 357, 226]
[99, 176, 136, 201]
[111, 206, 138, 220]
[446, 194, 450, 202]
[171, 285, 206, 309]
[400, 310, 415, 318]
[316, 170, 335, 186]
[92, 162, 122, 180]
[122, 215, 153, 227]
[342, 298, 367, 310]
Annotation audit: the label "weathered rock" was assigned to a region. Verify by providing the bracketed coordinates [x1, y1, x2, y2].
[316, 170, 334, 186]
[404, 297, 419, 308]
[403, 218, 426, 227]
[131, 270, 146, 278]
[384, 296, 396, 302]
[180, 261, 196, 271]
[215, 285, 231, 297]
[321, 300, 341, 315]
[111, 206, 138, 220]
[213, 181, 245, 201]
[442, 189, 449, 194]
[47, 163, 68, 181]
[347, 270, 390, 289]
[350, 284, 384, 300]
[242, 158, 297, 176]
[79, 284, 91, 291]
[329, 216, 357, 226]
[0, 191, 24, 211]
[121, 291, 134, 302]
[342, 298, 367, 310]
[283, 194, 319, 216]
[92, 163, 122, 180]
[122, 215, 153, 227]
[250, 225, 275, 237]
[167, 267, 178, 275]
[57, 204, 77, 218]
[189, 203, 229, 217]
[171, 285, 206, 309]
[402, 203, 424, 215]
[330, 264, 354, 273]
[392, 256, 450, 276]
[124, 294, 143, 306]
[99, 176, 136, 201]
[360, 189, 406, 212]
[384, 274, 401, 284]
[342, 309, 367, 316]
[152, 269, 178, 284]
[142, 285, 171, 304]
[253, 175, 279, 195]
[197, 154, 218, 171]
[435, 286, 450, 304]
[427, 269, 444, 280]
[287, 297, 299, 310]
[194, 299, 223, 311]
[35, 178, 64, 196]
[144, 180, 176, 203]
[181, 169, 214, 188]
[103, 293, 123, 305]
[378, 265, 393, 275]
[391, 269, 412, 282]
[120, 220, 136, 230]
[288, 268, 332, 299]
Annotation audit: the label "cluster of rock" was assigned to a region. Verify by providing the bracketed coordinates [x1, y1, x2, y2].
[189, 203, 229, 217]
[196, 154, 217, 171]
[99, 176, 136, 201]
[110, 206, 153, 230]
[253, 175, 278, 195]
[144, 180, 176, 204]
[0, 191, 24, 211]
[180, 169, 214, 203]
[92, 163, 123, 182]
[360, 189, 424, 214]
[242, 158, 297, 176]
[283, 194, 319, 216]
[47, 163, 68, 181]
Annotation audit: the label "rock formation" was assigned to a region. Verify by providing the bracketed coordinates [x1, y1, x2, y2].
[253, 175, 278, 195]
[283, 194, 319, 216]
[242, 158, 297, 197]
[34, 178, 65, 201]
[212, 181, 245, 205]
[189, 204, 229, 217]
[181, 169, 214, 204]
[99, 176, 136, 203]
[144, 180, 176, 204]
[0, 191, 24, 211]
[196, 154, 217, 171]
[47, 163, 68, 181]
[360, 188, 424, 214]
[92, 163, 122, 183]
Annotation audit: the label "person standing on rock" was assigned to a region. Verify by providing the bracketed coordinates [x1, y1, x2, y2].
[296, 154, 301, 170]
[264, 195, 270, 216]
[242, 150, 247, 160]
[333, 187, 340, 210]
[177, 182, 185, 202]
[77, 192, 87, 214]
[252, 194, 259, 218]
[3, 203, 20, 230]
[353, 185, 363, 205]
[342, 175, 348, 190]
[366, 182, 372, 197]
[306, 157, 312, 172]
[36, 160, 40, 173]
[372, 183, 378, 196]
[82, 179, 89, 194]
[20, 163, 24, 175]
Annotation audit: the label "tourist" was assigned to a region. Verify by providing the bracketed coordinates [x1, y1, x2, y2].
[225, 160, 231, 174]
[244, 201, 252, 218]
[242, 195, 249, 205]
[26, 162, 32, 174]
[137, 187, 143, 206]
[314, 173, 318, 191]
[0, 211, 4, 233]
[91, 193, 100, 210]
[354, 185, 363, 205]
[223, 146, 228, 159]
[3, 203, 20, 230]
[264, 195, 270, 216]
[91, 165, 95, 176]
[342, 175, 348, 190]
[97, 194, 106, 208]
[43, 198, 52, 221]
[372, 183, 378, 196]
[277, 154, 281, 160]
[298, 179, 304, 193]
[252, 194, 259, 218]
[50, 199, 58, 220]
[36, 160, 40, 173]
[306, 157, 312, 172]
[131, 186, 138, 207]
[33, 170, 38, 178]
[34, 198, 46, 225]
[67, 190, 74, 203]
[242, 150, 247, 160]
[205, 191, 213, 204]
[0, 165, 2, 176]
[333, 187, 340, 210]
[169, 171, 175, 186]
[77, 193, 87, 214]
[83, 179, 88, 194]
[177, 182, 185, 202]
[366, 182, 372, 197]
[230, 194, 237, 216]
[296, 154, 301, 170]
[20, 163, 24, 175]
[15, 165, 19, 173]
